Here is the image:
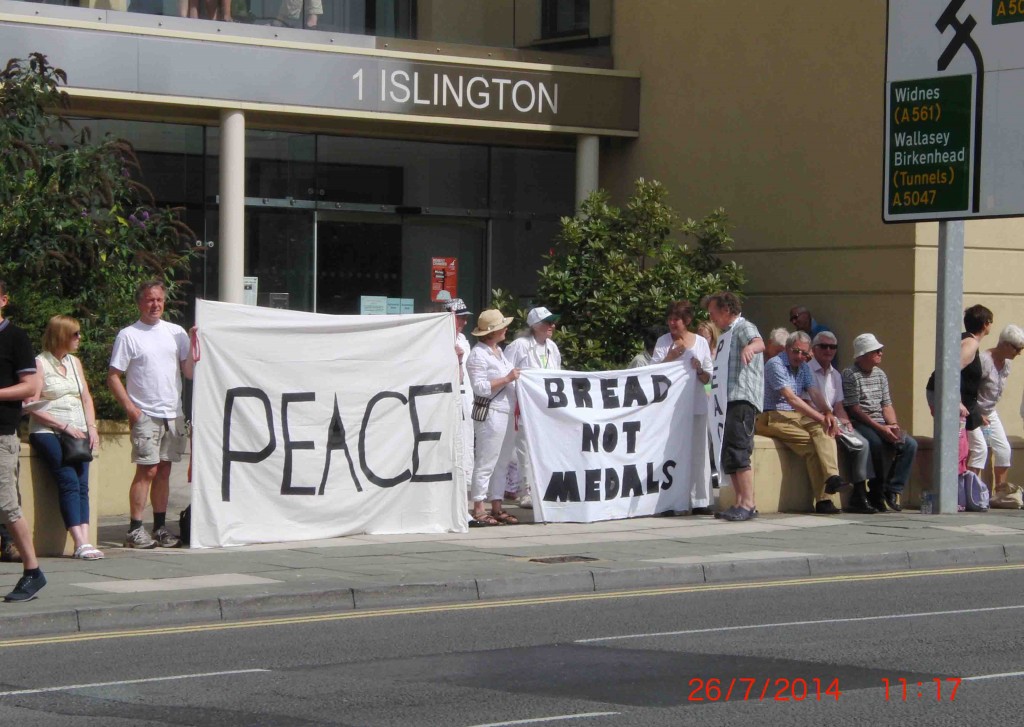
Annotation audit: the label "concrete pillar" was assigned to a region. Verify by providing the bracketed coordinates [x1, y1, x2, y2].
[575, 134, 600, 211]
[218, 109, 245, 304]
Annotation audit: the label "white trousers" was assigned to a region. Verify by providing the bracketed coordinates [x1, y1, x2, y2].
[455, 389, 475, 494]
[690, 414, 712, 508]
[968, 410, 1012, 469]
[472, 408, 516, 502]
[514, 421, 534, 499]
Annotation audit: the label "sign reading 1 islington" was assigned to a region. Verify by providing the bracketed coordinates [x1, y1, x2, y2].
[884, 0, 1024, 222]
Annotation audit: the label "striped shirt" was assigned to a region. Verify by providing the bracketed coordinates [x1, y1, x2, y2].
[842, 364, 892, 425]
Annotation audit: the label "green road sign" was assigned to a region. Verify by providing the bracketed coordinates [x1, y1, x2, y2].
[992, 0, 1024, 24]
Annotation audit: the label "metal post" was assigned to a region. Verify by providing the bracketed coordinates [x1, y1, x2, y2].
[575, 135, 600, 211]
[933, 220, 964, 513]
[219, 109, 246, 304]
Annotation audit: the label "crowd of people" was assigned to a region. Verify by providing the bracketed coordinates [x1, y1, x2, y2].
[0, 279, 195, 602]
[1, 278, 1020, 602]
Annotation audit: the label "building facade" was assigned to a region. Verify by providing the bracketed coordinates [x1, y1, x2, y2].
[3, 0, 1022, 449]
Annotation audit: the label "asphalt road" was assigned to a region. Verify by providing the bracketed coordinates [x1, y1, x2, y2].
[2, 565, 1023, 726]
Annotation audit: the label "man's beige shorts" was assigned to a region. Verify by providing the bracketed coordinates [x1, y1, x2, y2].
[131, 414, 187, 466]
[0, 434, 24, 525]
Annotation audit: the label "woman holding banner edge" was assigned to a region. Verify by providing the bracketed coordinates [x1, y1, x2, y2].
[651, 301, 714, 515]
[466, 309, 521, 526]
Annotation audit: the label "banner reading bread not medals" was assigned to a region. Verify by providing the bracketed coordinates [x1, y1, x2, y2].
[517, 364, 697, 523]
[191, 301, 467, 548]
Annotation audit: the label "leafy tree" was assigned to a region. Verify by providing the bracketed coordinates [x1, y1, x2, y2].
[535, 179, 746, 370]
[0, 54, 195, 418]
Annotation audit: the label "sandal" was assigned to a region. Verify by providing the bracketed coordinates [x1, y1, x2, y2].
[491, 511, 519, 525]
[73, 544, 105, 560]
[469, 513, 501, 527]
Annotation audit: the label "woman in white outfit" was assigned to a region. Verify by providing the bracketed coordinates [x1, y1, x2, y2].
[466, 309, 521, 525]
[504, 306, 562, 509]
[444, 298, 475, 501]
[651, 301, 714, 515]
[968, 324, 1023, 488]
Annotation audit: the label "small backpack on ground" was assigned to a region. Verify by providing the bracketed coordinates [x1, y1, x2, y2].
[957, 471, 990, 512]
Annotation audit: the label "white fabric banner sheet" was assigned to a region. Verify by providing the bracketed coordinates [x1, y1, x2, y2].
[517, 364, 697, 523]
[707, 323, 733, 481]
[191, 301, 467, 548]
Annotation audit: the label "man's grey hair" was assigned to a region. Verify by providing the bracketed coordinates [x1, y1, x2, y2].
[786, 330, 812, 348]
[999, 324, 1024, 349]
[768, 327, 789, 347]
[812, 330, 837, 346]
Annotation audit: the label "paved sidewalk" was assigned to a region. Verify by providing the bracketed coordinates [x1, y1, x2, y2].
[3, 502, 1024, 638]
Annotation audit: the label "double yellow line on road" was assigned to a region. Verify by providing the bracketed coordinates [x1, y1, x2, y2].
[4, 562, 1022, 649]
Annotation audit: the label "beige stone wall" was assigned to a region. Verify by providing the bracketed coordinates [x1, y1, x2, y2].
[603, 0, 1024, 442]
[417, 0, 515, 48]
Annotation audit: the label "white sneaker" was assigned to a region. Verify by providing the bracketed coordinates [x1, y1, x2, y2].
[124, 527, 157, 549]
[518, 494, 533, 509]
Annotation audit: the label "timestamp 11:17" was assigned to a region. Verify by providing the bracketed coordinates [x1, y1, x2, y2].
[881, 677, 961, 701]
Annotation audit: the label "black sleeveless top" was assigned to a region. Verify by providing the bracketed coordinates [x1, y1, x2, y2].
[960, 332, 983, 430]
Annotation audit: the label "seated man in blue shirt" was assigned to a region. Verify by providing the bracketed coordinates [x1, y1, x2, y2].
[755, 331, 848, 514]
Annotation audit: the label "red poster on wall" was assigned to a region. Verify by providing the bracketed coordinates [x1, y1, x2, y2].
[431, 257, 458, 302]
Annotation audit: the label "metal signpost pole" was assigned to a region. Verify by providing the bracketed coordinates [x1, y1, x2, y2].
[933, 220, 964, 513]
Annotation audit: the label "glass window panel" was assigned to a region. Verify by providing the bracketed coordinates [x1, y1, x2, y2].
[316, 217, 403, 313]
[489, 146, 574, 215]
[246, 209, 315, 311]
[401, 220, 486, 314]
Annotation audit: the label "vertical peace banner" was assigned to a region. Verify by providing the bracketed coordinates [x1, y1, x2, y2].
[191, 301, 467, 548]
[517, 364, 697, 523]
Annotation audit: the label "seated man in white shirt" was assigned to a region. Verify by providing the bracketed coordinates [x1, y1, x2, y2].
[504, 307, 562, 508]
[804, 331, 877, 514]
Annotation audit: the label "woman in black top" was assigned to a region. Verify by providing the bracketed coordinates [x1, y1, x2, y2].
[959, 305, 993, 431]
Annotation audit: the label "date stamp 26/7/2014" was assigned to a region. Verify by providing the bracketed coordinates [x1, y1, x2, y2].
[687, 677, 962, 703]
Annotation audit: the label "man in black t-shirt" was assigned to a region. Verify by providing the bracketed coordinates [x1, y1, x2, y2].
[0, 280, 46, 602]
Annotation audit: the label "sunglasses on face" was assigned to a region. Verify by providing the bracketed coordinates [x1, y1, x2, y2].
[815, 343, 837, 350]
[791, 349, 812, 359]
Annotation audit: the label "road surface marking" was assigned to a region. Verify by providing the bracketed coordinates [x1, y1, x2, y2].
[466, 713, 619, 727]
[3, 563, 1023, 649]
[0, 669, 269, 697]
[963, 670, 1024, 681]
[575, 604, 1024, 642]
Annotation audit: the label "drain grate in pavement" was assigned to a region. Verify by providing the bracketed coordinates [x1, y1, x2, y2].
[529, 555, 598, 564]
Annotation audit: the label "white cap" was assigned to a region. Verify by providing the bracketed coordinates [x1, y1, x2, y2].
[526, 306, 561, 328]
[853, 333, 884, 358]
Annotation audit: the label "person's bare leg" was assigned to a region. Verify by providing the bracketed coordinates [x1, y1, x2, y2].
[994, 466, 1010, 488]
[6, 517, 38, 570]
[150, 461, 172, 515]
[732, 468, 756, 510]
[129, 464, 158, 520]
[68, 523, 88, 550]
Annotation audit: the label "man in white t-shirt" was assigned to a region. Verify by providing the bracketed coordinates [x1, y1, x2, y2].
[108, 281, 195, 548]
[504, 306, 562, 508]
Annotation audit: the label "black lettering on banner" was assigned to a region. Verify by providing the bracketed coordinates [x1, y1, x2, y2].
[545, 378, 568, 408]
[601, 423, 618, 452]
[544, 471, 581, 502]
[581, 423, 600, 452]
[713, 396, 724, 417]
[622, 376, 649, 407]
[623, 421, 641, 454]
[604, 467, 621, 499]
[281, 392, 317, 496]
[408, 383, 454, 483]
[651, 374, 672, 403]
[318, 394, 363, 494]
[600, 378, 621, 409]
[645, 462, 662, 493]
[571, 377, 593, 408]
[661, 460, 676, 489]
[620, 465, 643, 497]
[359, 391, 412, 487]
[614, 468, 638, 497]
[221, 387, 277, 502]
[584, 469, 602, 501]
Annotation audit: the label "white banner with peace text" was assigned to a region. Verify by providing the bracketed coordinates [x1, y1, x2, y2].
[191, 301, 467, 548]
[707, 322, 733, 481]
[517, 364, 697, 523]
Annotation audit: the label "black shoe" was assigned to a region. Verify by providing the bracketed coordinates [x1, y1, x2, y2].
[884, 492, 903, 512]
[4, 571, 46, 602]
[690, 506, 714, 516]
[845, 498, 878, 514]
[824, 476, 850, 495]
[814, 500, 842, 515]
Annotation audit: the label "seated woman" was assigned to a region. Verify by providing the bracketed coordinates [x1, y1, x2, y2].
[28, 316, 103, 560]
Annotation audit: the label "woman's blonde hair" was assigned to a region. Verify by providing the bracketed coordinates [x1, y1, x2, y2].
[41, 315, 81, 355]
[696, 320, 718, 351]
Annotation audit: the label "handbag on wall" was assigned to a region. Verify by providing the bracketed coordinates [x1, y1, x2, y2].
[60, 357, 93, 464]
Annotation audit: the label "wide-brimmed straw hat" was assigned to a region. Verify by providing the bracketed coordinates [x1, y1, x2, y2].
[471, 309, 514, 337]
